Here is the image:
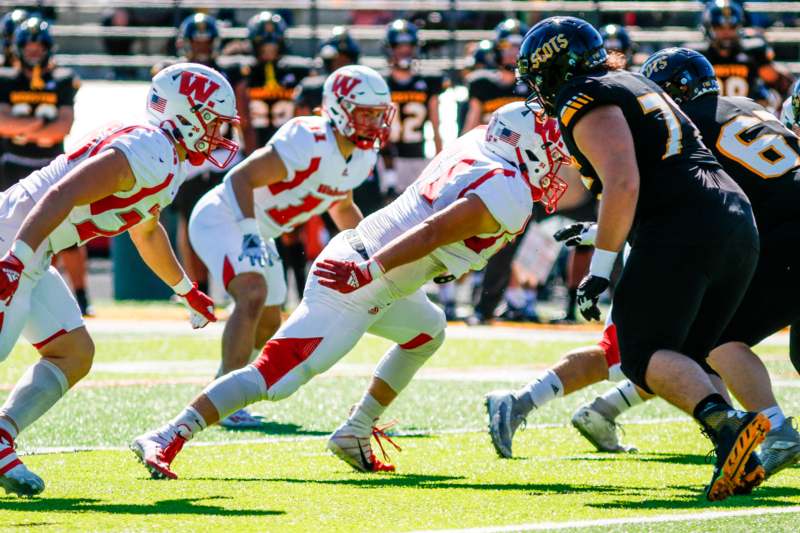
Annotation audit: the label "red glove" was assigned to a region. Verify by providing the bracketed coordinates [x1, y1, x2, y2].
[176, 282, 216, 329]
[0, 252, 24, 304]
[313, 258, 385, 294]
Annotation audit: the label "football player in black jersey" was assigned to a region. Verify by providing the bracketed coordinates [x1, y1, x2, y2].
[246, 11, 310, 147]
[0, 16, 93, 315]
[381, 19, 445, 196]
[463, 18, 529, 132]
[516, 16, 768, 501]
[578, 47, 800, 480]
[685, 0, 792, 104]
[0, 9, 26, 67]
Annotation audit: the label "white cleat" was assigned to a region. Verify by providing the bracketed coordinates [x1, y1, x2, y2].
[571, 404, 637, 453]
[0, 430, 44, 497]
[485, 390, 526, 458]
[218, 408, 264, 429]
[327, 422, 398, 473]
[130, 425, 187, 480]
[760, 417, 800, 478]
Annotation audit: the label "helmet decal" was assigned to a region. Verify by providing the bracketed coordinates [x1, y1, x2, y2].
[178, 71, 220, 103]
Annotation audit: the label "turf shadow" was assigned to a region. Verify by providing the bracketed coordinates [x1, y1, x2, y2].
[213, 421, 328, 436]
[195, 473, 633, 495]
[0, 495, 283, 517]
[587, 484, 800, 511]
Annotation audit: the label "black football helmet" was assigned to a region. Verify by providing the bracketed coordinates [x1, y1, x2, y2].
[319, 26, 360, 72]
[2, 9, 27, 52]
[702, 0, 745, 50]
[641, 47, 719, 105]
[516, 16, 607, 115]
[384, 19, 419, 69]
[493, 18, 528, 70]
[599, 24, 633, 63]
[247, 11, 288, 55]
[177, 13, 219, 62]
[14, 16, 52, 68]
[469, 39, 496, 70]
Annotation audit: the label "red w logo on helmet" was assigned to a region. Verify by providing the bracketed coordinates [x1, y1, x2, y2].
[178, 71, 220, 103]
[331, 74, 362, 97]
[534, 114, 562, 143]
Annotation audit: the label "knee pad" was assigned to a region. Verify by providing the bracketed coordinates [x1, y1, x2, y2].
[375, 331, 445, 393]
[203, 365, 268, 416]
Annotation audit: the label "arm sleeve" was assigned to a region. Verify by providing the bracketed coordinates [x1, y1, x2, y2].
[106, 128, 175, 189]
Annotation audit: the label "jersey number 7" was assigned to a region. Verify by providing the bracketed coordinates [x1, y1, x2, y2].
[638, 92, 684, 160]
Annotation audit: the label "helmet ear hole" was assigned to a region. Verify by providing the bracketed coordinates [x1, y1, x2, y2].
[525, 149, 539, 162]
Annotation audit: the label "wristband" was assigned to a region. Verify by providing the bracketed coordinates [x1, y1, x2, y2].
[171, 276, 194, 296]
[10, 240, 34, 267]
[589, 248, 617, 279]
[237, 218, 259, 236]
[367, 259, 386, 280]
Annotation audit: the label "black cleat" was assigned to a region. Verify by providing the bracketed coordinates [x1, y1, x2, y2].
[704, 410, 770, 501]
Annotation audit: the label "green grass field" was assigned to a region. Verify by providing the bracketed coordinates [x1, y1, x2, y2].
[2, 320, 800, 531]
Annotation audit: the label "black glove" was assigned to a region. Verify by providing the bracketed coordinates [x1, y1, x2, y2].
[576, 274, 609, 321]
[553, 222, 597, 247]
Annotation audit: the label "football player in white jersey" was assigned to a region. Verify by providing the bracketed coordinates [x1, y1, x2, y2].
[187, 64, 393, 428]
[131, 101, 571, 479]
[0, 62, 239, 497]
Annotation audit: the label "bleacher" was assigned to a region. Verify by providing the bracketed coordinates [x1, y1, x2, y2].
[5, 0, 800, 77]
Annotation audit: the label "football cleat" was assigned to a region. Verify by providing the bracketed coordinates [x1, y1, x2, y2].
[704, 410, 770, 501]
[571, 404, 637, 453]
[218, 408, 264, 429]
[130, 425, 187, 480]
[485, 390, 526, 458]
[759, 417, 800, 479]
[327, 421, 400, 473]
[0, 430, 44, 497]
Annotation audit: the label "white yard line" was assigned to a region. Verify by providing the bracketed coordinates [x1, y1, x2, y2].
[415, 505, 800, 532]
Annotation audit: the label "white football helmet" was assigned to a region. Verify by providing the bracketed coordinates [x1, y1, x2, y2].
[322, 65, 395, 150]
[483, 101, 571, 213]
[146, 62, 239, 168]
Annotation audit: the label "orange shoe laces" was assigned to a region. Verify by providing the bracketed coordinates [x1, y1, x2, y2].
[372, 420, 402, 464]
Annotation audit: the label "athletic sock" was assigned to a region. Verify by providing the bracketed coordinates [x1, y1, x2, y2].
[592, 380, 645, 421]
[169, 406, 207, 441]
[565, 288, 577, 320]
[345, 393, 386, 436]
[0, 359, 68, 435]
[693, 393, 733, 435]
[0, 418, 17, 441]
[512, 370, 564, 418]
[762, 405, 786, 430]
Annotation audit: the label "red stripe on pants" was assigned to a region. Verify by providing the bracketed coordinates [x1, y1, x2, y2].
[598, 323, 620, 369]
[253, 337, 323, 387]
[399, 333, 433, 350]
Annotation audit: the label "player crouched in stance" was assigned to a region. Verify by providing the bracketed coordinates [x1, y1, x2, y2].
[0, 63, 237, 497]
[187, 65, 391, 427]
[514, 17, 770, 501]
[130, 100, 570, 478]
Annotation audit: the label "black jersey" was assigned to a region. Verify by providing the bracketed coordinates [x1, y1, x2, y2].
[556, 69, 749, 245]
[682, 94, 800, 231]
[385, 73, 444, 158]
[466, 69, 529, 125]
[293, 74, 325, 113]
[685, 37, 773, 100]
[247, 57, 311, 146]
[0, 66, 80, 160]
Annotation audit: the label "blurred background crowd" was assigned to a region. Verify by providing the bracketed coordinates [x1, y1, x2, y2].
[0, 0, 795, 325]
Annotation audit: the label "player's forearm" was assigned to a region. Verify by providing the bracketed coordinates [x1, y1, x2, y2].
[371, 221, 443, 273]
[130, 221, 185, 287]
[29, 115, 73, 146]
[594, 177, 638, 253]
[15, 187, 75, 251]
[231, 170, 256, 219]
[0, 115, 44, 136]
[329, 200, 363, 231]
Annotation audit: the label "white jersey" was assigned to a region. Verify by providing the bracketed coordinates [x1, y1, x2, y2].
[221, 116, 376, 239]
[358, 126, 535, 294]
[17, 123, 183, 254]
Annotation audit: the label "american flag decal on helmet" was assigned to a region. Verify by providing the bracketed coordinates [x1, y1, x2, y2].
[498, 127, 521, 147]
[149, 92, 167, 113]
